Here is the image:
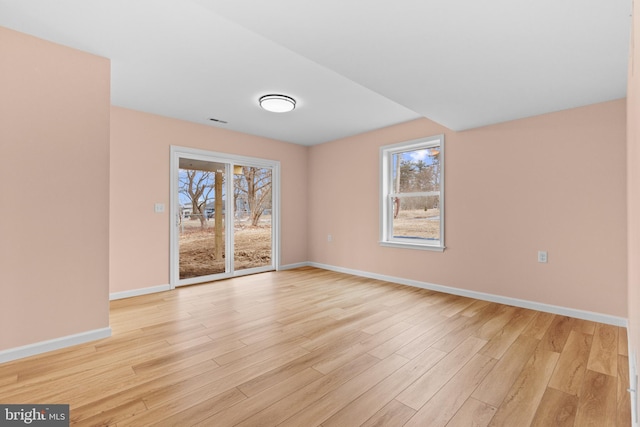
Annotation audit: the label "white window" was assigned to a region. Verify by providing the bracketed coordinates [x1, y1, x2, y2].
[380, 135, 444, 251]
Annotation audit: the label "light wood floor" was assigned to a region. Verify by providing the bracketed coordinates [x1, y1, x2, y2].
[0, 267, 631, 426]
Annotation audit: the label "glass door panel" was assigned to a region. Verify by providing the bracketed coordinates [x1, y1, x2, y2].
[233, 165, 272, 272]
[178, 158, 226, 279]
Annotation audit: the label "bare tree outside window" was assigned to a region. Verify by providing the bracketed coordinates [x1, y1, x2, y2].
[179, 169, 214, 229]
[235, 166, 272, 226]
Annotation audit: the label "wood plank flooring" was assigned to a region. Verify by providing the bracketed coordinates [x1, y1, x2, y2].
[0, 267, 631, 426]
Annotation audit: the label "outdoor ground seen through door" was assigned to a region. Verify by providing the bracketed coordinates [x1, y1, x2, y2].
[178, 164, 272, 279]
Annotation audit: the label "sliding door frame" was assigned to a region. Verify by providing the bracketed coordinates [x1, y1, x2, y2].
[169, 145, 280, 289]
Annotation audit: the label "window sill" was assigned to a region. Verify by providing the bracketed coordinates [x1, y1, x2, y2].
[379, 241, 445, 252]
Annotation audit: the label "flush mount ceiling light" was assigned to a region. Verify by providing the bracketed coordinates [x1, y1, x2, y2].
[259, 94, 296, 113]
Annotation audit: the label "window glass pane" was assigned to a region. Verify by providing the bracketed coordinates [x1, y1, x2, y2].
[392, 147, 440, 194]
[390, 145, 441, 241]
[392, 196, 441, 240]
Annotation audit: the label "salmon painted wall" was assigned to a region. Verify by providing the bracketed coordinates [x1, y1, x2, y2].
[109, 107, 308, 293]
[0, 28, 110, 350]
[309, 100, 627, 317]
[627, 0, 640, 417]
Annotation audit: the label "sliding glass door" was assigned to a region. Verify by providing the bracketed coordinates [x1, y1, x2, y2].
[170, 147, 279, 287]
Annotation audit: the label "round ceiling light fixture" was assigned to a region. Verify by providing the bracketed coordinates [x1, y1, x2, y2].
[259, 94, 296, 113]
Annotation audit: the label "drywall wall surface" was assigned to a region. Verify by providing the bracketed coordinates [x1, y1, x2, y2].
[309, 100, 627, 317]
[0, 27, 110, 350]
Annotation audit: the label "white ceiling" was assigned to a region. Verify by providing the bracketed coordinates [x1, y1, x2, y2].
[0, 0, 631, 145]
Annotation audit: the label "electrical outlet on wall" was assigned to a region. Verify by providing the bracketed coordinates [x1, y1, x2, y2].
[537, 250, 548, 263]
[327, 234, 332, 242]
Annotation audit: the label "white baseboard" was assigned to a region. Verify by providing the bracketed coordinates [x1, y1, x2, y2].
[0, 327, 112, 364]
[110, 284, 171, 301]
[279, 262, 312, 271]
[308, 262, 628, 327]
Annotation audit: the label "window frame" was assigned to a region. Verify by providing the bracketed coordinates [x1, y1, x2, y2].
[379, 134, 445, 251]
